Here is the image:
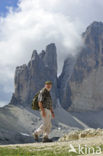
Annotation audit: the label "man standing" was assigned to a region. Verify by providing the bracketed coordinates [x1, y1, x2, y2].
[33, 81, 55, 142]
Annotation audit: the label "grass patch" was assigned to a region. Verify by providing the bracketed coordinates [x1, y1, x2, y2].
[0, 144, 102, 156]
[0, 146, 78, 156]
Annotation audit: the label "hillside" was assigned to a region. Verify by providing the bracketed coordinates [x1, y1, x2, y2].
[0, 102, 88, 144]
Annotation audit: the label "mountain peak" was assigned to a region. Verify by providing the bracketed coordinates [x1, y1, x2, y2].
[84, 21, 103, 36]
[90, 21, 103, 27]
[43, 43, 57, 74]
[10, 43, 58, 107]
[46, 43, 56, 53]
[31, 50, 38, 60]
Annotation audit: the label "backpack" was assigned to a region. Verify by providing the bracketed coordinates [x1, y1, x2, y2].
[32, 92, 40, 110]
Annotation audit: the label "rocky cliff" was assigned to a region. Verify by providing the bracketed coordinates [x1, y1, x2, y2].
[10, 43, 58, 108]
[57, 55, 76, 109]
[10, 21, 103, 112]
[59, 21, 103, 111]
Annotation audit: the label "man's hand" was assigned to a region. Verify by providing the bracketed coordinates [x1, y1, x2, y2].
[50, 106, 55, 118]
[51, 112, 55, 118]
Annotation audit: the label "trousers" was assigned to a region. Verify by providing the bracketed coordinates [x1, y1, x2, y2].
[34, 108, 52, 137]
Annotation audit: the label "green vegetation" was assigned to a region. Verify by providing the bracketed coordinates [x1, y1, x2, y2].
[0, 146, 77, 156]
[0, 144, 102, 156]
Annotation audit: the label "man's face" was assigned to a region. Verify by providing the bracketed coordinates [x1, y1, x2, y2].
[45, 84, 52, 91]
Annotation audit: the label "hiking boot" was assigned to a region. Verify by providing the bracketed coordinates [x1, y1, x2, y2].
[33, 132, 39, 141]
[42, 136, 52, 143]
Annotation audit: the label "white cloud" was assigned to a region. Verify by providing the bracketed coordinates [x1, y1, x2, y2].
[0, 101, 8, 107]
[0, 0, 103, 106]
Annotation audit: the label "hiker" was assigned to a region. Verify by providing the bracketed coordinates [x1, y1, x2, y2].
[33, 81, 55, 142]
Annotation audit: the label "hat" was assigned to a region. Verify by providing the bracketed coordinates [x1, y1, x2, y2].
[45, 81, 52, 85]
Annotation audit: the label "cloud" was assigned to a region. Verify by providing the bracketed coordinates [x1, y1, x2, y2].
[0, 0, 103, 106]
[0, 101, 8, 107]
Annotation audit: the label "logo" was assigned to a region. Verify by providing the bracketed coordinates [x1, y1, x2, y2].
[69, 144, 102, 155]
[69, 144, 77, 153]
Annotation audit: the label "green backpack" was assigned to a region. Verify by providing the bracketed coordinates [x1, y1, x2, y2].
[32, 92, 40, 110]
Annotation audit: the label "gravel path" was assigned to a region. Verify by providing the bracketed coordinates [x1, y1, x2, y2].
[0, 135, 102, 148]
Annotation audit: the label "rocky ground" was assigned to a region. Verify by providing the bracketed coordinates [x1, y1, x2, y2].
[0, 103, 88, 144]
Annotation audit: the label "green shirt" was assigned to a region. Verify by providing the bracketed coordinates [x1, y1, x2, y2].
[38, 87, 52, 110]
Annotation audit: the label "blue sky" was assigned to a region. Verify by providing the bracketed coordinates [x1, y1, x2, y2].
[0, 0, 19, 16]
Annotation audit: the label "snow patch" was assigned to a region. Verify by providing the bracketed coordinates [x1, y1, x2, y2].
[20, 132, 30, 136]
